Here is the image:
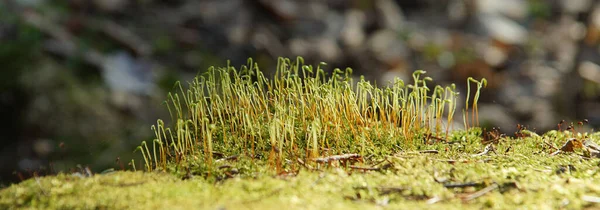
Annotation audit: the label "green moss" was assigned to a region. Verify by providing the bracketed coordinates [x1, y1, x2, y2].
[4, 132, 600, 209]
[142, 57, 471, 177]
[4, 57, 598, 208]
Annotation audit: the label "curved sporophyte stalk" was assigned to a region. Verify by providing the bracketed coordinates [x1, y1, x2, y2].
[411, 70, 426, 131]
[420, 76, 433, 130]
[432, 85, 445, 136]
[139, 57, 486, 174]
[137, 141, 151, 171]
[465, 77, 487, 128]
[444, 84, 457, 138]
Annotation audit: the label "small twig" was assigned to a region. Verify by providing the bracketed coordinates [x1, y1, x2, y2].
[370, 158, 390, 167]
[583, 139, 600, 151]
[402, 150, 439, 155]
[443, 182, 483, 188]
[462, 183, 499, 201]
[419, 150, 439, 154]
[587, 147, 600, 158]
[394, 145, 404, 151]
[533, 168, 553, 173]
[211, 151, 225, 158]
[367, 158, 393, 171]
[426, 196, 442, 204]
[543, 140, 558, 150]
[354, 186, 410, 195]
[551, 138, 582, 156]
[349, 165, 380, 171]
[100, 168, 116, 175]
[583, 195, 600, 203]
[498, 182, 520, 193]
[378, 187, 409, 195]
[472, 144, 495, 157]
[583, 139, 599, 148]
[216, 155, 239, 162]
[218, 165, 232, 169]
[435, 159, 469, 164]
[312, 154, 361, 163]
[296, 158, 314, 170]
[426, 134, 448, 143]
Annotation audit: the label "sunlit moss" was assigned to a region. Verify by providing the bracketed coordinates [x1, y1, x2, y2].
[142, 57, 485, 175]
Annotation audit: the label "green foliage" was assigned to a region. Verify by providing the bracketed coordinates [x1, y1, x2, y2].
[139, 57, 486, 174]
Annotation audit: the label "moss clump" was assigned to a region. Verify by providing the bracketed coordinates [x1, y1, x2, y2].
[6, 57, 600, 209]
[140, 57, 479, 177]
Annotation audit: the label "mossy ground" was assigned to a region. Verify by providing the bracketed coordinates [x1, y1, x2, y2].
[3, 131, 600, 209]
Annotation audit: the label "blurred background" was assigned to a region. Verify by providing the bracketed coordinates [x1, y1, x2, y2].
[2, 0, 600, 185]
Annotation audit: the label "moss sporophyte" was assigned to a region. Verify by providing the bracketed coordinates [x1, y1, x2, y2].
[137, 57, 484, 175]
